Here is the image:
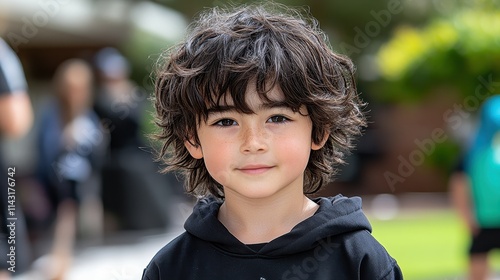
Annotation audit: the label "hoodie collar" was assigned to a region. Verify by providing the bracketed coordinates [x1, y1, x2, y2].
[184, 195, 371, 257]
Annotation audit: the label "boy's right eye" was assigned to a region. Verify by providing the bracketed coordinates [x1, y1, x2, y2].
[214, 119, 237, 126]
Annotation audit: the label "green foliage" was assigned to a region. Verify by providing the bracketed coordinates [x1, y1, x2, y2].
[375, 8, 500, 103]
[123, 27, 174, 90]
[372, 2, 500, 179]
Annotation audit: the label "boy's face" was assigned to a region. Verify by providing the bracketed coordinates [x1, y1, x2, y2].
[185, 83, 325, 200]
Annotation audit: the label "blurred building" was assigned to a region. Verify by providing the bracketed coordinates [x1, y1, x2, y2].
[1, 0, 187, 80]
[0, 0, 189, 233]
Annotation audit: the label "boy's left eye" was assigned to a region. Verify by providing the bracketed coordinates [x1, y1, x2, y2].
[214, 119, 237, 126]
[267, 115, 289, 123]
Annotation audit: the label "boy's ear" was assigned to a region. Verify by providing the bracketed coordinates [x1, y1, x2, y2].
[184, 140, 203, 159]
[311, 132, 329, 151]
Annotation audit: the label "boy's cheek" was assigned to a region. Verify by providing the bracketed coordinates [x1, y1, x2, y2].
[207, 167, 231, 186]
[204, 152, 232, 181]
[279, 139, 313, 164]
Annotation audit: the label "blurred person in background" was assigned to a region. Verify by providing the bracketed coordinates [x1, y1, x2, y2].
[0, 37, 34, 279]
[35, 59, 106, 280]
[450, 95, 500, 280]
[92, 47, 175, 232]
[93, 47, 144, 158]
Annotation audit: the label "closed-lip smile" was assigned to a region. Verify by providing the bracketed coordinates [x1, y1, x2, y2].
[237, 164, 274, 174]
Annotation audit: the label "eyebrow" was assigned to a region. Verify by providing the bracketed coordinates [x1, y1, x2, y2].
[207, 101, 292, 115]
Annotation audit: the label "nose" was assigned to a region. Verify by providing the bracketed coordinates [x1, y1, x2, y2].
[240, 125, 268, 154]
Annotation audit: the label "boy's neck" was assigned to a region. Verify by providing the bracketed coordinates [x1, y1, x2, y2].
[217, 189, 319, 245]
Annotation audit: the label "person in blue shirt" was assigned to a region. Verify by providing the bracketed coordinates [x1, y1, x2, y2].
[450, 95, 500, 280]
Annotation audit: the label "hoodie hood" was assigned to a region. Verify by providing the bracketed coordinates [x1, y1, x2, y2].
[184, 195, 372, 257]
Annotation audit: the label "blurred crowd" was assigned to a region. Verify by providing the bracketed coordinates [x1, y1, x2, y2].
[0, 39, 185, 280]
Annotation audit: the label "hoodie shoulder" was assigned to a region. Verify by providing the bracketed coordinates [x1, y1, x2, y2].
[299, 196, 402, 279]
[339, 229, 402, 279]
[142, 230, 232, 279]
[142, 232, 196, 280]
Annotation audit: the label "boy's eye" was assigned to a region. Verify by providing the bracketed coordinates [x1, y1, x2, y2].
[214, 119, 237, 126]
[267, 115, 289, 123]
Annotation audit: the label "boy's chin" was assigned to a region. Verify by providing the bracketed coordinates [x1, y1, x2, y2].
[222, 185, 291, 201]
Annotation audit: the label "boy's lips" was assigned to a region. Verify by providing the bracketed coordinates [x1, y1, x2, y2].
[237, 164, 274, 175]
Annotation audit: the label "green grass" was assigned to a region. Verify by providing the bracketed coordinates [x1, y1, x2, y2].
[369, 210, 500, 280]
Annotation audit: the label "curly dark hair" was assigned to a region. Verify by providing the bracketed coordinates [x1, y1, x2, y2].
[153, 3, 366, 199]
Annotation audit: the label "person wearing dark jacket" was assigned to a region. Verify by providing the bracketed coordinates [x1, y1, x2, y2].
[143, 3, 402, 279]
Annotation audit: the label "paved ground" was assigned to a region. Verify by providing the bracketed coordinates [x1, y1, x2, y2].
[13, 228, 183, 280]
[12, 200, 192, 280]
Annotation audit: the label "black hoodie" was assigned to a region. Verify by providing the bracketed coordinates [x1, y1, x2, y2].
[142, 195, 403, 280]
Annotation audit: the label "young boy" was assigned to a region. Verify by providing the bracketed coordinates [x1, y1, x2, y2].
[143, 4, 402, 279]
